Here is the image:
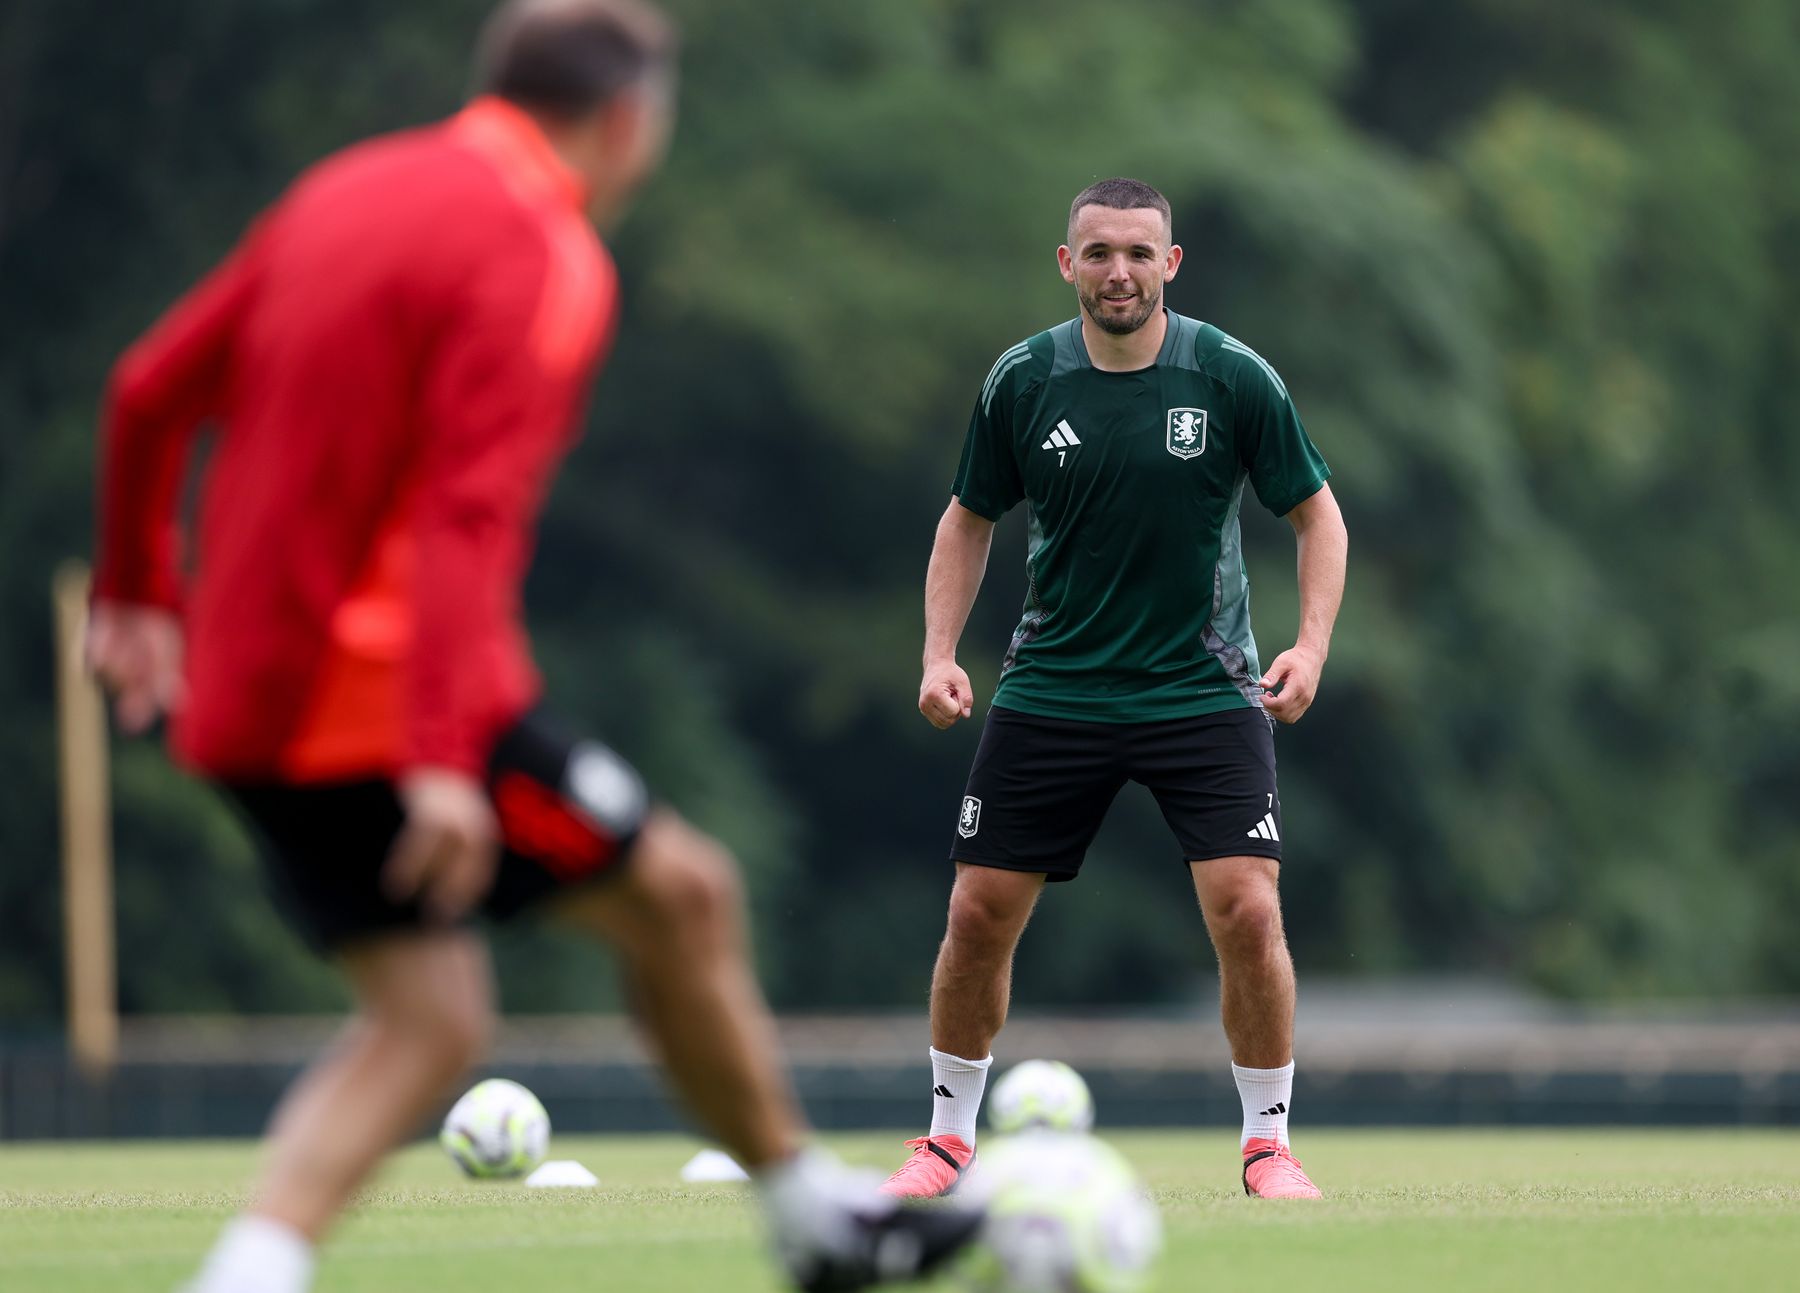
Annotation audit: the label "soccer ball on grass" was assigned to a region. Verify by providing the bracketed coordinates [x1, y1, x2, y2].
[988, 1059, 1096, 1134]
[440, 1078, 550, 1179]
[961, 1132, 1162, 1293]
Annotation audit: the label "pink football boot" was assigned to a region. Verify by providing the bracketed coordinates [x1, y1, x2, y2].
[1242, 1137, 1322, 1199]
[880, 1134, 975, 1198]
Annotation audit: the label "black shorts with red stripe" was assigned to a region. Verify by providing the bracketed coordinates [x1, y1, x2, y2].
[224, 709, 647, 951]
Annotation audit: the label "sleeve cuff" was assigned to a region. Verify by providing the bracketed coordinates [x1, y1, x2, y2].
[1266, 470, 1331, 518]
[953, 494, 1006, 522]
[90, 566, 183, 611]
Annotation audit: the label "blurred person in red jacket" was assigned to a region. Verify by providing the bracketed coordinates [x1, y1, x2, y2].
[87, 2, 978, 1289]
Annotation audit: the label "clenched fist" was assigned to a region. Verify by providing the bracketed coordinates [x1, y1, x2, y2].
[919, 659, 976, 730]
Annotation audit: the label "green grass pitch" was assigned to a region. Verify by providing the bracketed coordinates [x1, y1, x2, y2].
[3, 1130, 1797, 1291]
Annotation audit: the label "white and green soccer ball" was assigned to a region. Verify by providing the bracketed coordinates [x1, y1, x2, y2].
[988, 1059, 1096, 1134]
[961, 1133, 1162, 1293]
[440, 1078, 551, 1179]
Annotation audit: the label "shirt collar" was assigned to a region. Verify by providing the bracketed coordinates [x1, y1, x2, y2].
[449, 95, 589, 211]
[1070, 308, 1179, 372]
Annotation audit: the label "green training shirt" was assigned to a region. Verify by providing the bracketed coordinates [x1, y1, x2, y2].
[951, 311, 1330, 723]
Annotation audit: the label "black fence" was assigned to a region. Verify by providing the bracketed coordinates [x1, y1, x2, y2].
[5, 1003, 1799, 1139]
[6, 1057, 1800, 1141]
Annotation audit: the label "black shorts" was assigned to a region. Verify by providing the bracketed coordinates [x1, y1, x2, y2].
[224, 710, 649, 951]
[950, 705, 1281, 881]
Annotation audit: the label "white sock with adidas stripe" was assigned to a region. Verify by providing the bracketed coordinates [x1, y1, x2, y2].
[927, 1047, 992, 1143]
[1232, 1060, 1294, 1147]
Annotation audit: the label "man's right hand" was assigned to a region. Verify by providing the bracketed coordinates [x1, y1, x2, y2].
[383, 768, 500, 923]
[919, 660, 976, 730]
[86, 600, 186, 734]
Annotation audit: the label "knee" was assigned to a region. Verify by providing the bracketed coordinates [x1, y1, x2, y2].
[630, 814, 745, 942]
[946, 878, 1032, 953]
[437, 997, 496, 1073]
[370, 991, 495, 1076]
[1207, 888, 1285, 958]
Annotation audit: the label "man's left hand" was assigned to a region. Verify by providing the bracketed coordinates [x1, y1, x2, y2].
[1260, 646, 1325, 724]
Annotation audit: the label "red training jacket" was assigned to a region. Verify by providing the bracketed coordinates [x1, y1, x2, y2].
[93, 97, 619, 781]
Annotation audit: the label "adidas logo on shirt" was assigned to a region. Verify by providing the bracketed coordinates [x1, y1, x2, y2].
[1247, 812, 1280, 842]
[1040, 419, 1081, 450]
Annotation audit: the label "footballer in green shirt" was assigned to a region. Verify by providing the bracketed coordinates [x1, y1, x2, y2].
[883, 179, 1348, 1203]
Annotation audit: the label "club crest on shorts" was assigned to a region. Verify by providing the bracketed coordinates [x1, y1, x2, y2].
[1166, 407, 1208, 459]
[958, 795, 982, 839]
[565, 742, 648, 832]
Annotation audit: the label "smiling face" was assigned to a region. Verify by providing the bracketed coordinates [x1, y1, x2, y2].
[1057, 204, 1182, 336]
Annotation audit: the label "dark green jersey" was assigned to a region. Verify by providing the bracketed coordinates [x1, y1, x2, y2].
[951, 311, 1329, 723]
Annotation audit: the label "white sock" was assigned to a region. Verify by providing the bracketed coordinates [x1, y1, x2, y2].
[1232, 1060, 1295, 1148]
[927, 1046, 992, 1142]
[755, 1147, 887, 1273]
[190, 1214, 315, 1293]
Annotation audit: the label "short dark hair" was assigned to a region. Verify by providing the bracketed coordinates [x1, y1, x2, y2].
[1067, 177, 1172, 246]
[477, 0, 677, 119]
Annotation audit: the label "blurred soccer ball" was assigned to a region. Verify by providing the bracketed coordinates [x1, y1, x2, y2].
[440, 1078, 550, 1179]
[961, 1133, 1162, 1293]
[988, 1059, 1096, 1134]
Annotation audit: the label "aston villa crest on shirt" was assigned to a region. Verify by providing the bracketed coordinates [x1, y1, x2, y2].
[1166, 407, 1208, 459]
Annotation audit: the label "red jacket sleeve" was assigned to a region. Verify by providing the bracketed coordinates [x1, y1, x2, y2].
[403, 232, 609, 774]
[94, 229, 265, 608]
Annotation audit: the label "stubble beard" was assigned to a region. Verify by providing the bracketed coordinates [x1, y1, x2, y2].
[1080, 281, 1162, 336]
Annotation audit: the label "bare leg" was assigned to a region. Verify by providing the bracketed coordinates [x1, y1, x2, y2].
[555, 811, 803, 1170]
[253, 930, 496, 1240]
[1190, 855, 1294, 1068]
[559, 816, 990, 1279]
[929, 863, 1045, 1060]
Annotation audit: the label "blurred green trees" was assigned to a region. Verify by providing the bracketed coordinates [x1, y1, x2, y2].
[2, 0, 1795, 1019]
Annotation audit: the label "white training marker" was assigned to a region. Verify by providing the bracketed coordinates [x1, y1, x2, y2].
[679, 1149, 750, 1183]
[526, 1159, 599, 1188]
